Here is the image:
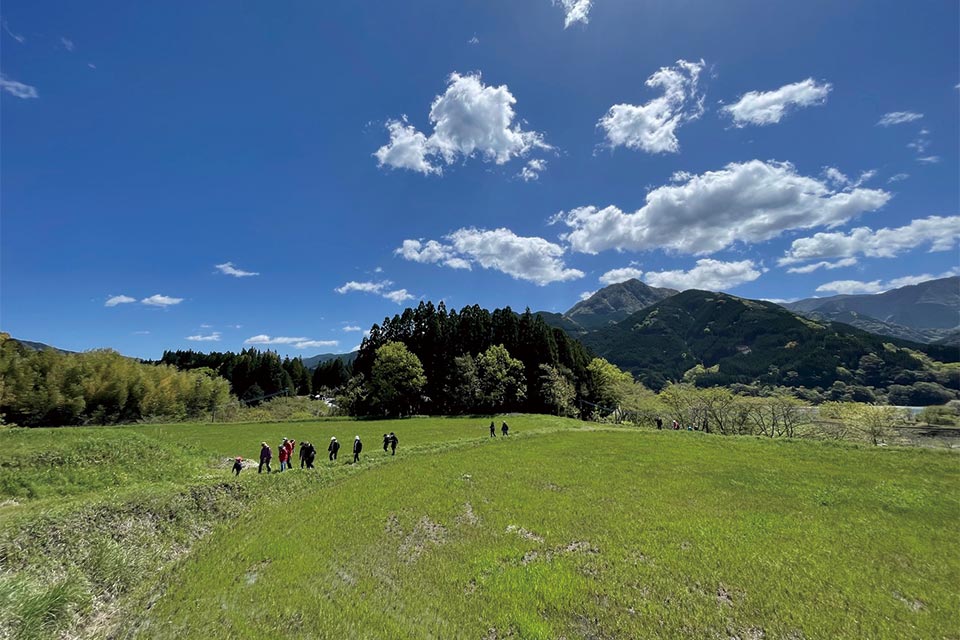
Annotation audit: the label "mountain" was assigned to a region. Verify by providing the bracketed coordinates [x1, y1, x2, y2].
[302, 351, 358, 370]
[536, 279, 677, 333]
[785, 277, 960, 341]
[577, 289, 959, 392]
[11, 338, 74, 355]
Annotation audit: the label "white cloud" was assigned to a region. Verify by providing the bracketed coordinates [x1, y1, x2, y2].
[2, 21, 25, 43]
[785, 257, 858, 274]
[335, 279, 418, 304]
[88, 63, 96, 70]
[133, 330, 151, 335]
[598, 59, 705, 154]
[376, 72, 549, 175]
[599, 267, 644, 285]
[0, 74, 38, 99]
[917, 155, 941, 164]
[643, 259, 762, 291]
[558, 160, 891, 256]
[907, 130, 930, 154]
[186, 332, 221, 342]
[779, 215, 960, 265]
[553, 0, 592, 28]
[384, 289, 415, 304]
[60, 37, 74, 52]
[518, 158, 547, 182]
[887, 173, 909, 183]
[335, 280, 390, 294]
[823, 167, 876, 189]
[877, 111, 923, 126]
[343, 325, 363, 332]
[105, 295, 137, 307]
[815, 270, 958, 295]
[199, 323, 213, 328]
[395, 239, 454, 264]
[215, 261, 259, 277]
[579, 290, 597, 301]
[722, 78, 831, 127]
[468, 35, 480, 45]
[141, 294, 184, 307]
[244, 335, 339, 350]
[444, 257, 472, 270]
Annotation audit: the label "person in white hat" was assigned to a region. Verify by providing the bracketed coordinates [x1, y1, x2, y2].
[353, 435, 363, 463]
[328, 436, 340, 461]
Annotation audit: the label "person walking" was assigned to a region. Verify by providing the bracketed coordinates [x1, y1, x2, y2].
[232, 456, 243, 476]
[278, 439, 290, 471]
[299, 441, 310, 469]
[501, 421, 509, 437]
[383, 433, 390, 453]
[655, 416, 663, 430]
[389, 432, 398, 456]
[489, 421, 496, 438]
[353, 435, 363, 463]
[328, 437, 340, 461]
[258, 442, 272, 474]
[304, 442, 316, 469]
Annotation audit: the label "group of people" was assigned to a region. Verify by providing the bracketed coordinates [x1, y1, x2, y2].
[234, 433, 386, 475]
[489, 421, 509, 437]
[654, 417, 701, 431]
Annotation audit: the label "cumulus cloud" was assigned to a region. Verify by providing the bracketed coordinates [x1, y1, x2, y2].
[722, 78, 831, 127]
[779, 215, 960, 265]
[579, 290, 597, 301]
[335, 281, 389, 294]
[376, 72, 549, 175]
[105, 295, 136, 307]
[598, 59, 705, 154]
[141, 294, 183, 307]
[785, 257, 858, 274]
[383, 289, 415, 304]
[816, 270, 958, 295]
[553, 0, 592, 28]
[397, 228, 584, 286]
[244, 335, 339, 350]
[335, 279, 418, 305]
[0, 74, 38, 99]
[557, 160, 891, 256]
[877, 111, 923, 126]
[643, 259, 762, 291]
[343, 325, 363, 332]
[186, 332, 221, 342]
[215, 262, 259, 277]
[599, 267, 644, 285]
[518, 158, 547, 182]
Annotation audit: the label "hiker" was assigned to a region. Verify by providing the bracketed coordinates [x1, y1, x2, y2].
[328, 437, 340, 461]
[287, 439, 296, 466]
[353, 435, 363, 463]
[258, 442, 272, 474]
[672, 419, 680, 430]
[489, 421, 496, 438]
[304, 442, 316, 468]
[232, 456, 243, 476]
[383, 433, 390, 453]
[501, 421, 509, 437]
[299, 441, 310, 469]
[389, 432, 398, 456]
[278, 439, 290, 471]
[655, 416, 663, 430]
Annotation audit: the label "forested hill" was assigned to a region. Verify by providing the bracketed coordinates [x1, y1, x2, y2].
[785, 276, 960, 342]
[565, 279, 677, 330]
[577, 290, 960, 399]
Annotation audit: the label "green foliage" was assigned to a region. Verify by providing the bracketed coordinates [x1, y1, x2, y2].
[0, 334, 231, 427]
[352, 302, 591, 415]
[538, 365, 577, 417]
[475, 345, 526, 412]
[158, 347, 304, 402]
[368, 342, 426, 417]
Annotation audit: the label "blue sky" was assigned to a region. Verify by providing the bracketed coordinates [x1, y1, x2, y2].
[2, 0, 958, 359]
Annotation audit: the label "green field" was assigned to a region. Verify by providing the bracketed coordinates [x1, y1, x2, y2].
[1, 416, 957, 639]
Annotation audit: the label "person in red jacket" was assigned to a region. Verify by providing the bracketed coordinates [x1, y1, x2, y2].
[286, 439, 296, 469]
[278, 439, 290, 471]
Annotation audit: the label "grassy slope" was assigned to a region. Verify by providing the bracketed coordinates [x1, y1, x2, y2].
[133, 430, 958, 640]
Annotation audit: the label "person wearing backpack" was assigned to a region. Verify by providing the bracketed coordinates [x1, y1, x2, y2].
[389, 432, 398, 456]
[328, 437, 340, 461]
[258, 442, 272, 474]
[501, 421, 509, 437]
[489, 421, 496, 438]
[353, 435, 363, 463]
[383, 433, 390, 453]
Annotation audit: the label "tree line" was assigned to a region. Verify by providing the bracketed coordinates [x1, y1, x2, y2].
[0, 334, 231, 427]
[342, 302, 594, 416]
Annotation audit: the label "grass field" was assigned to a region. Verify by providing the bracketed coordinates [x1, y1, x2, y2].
[1, 416, 957, 639]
